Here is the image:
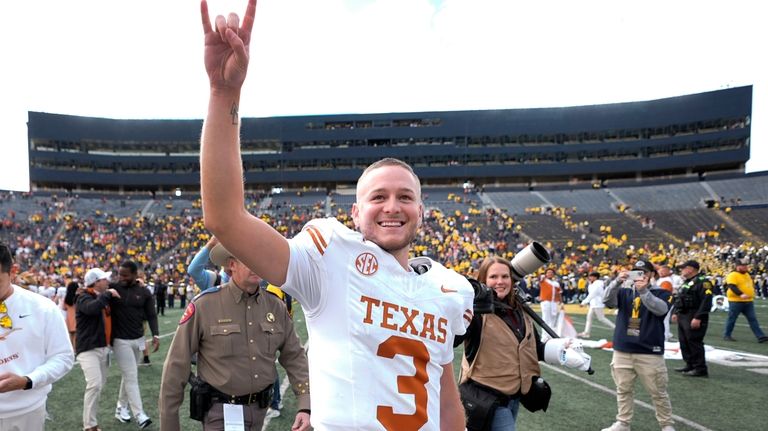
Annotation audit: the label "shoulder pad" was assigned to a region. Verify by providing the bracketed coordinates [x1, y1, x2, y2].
[193, 286, 221, 302]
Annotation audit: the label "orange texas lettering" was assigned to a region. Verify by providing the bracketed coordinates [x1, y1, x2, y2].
[360, 295, 448, 344]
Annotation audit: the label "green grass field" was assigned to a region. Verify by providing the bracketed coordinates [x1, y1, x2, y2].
[47, 300, 768, 430]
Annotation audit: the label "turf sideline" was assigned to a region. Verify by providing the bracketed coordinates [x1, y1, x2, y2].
[541, 362, 714, 431]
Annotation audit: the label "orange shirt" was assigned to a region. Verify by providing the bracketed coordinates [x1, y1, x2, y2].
[540, 278, 562, 302]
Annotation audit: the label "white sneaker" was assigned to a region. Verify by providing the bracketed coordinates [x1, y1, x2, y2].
[115, 406, 131, 423]
[136, 412, 152, 429]
[601, 421, 631, 431]
[661, 426, 676, 431]
[265, 408, 281, 419]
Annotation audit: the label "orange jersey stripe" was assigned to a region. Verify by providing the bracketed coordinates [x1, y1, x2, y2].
[463, 310, 473, 324]
[306, 226, 326, 255]
[307, 226, 328, 249]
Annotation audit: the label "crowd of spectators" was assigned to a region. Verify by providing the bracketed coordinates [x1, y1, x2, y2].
[1, 191, 766, 302]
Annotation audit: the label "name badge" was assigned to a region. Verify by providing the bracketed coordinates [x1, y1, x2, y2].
[626, 317, 641, 337]
[223, 403, 245, 431]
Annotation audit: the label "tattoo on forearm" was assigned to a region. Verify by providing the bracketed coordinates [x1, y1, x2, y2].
[230, 102, 239, 125]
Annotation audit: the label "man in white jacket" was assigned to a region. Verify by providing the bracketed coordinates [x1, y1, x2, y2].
[579, 272, 616, 338]
[0, 242, 74, 430]
[656, 265, 677, 341]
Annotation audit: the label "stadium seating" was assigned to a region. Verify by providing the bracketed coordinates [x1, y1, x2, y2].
[484, 190, 547, 215]
[641, 209, 740, 243]
[538, 189, 617, 214]
[727, 206, 768, 242]
[707, 175, 768, 206]
[609, 182, 711, 212]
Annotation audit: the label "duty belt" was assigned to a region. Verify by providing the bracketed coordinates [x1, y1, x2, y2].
[211, 384, 273, 406]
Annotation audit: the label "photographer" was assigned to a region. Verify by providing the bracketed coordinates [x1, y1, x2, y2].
[601, 260, 675, 431]
[455, 255, 590, 431]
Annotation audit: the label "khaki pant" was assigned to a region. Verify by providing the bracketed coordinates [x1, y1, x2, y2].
[0, 404, 46, 431]
[610, 351, 674, 428]
[204, 402, 268, 431]
[78, 347, 110, 429]
[113, 337, 146, 418]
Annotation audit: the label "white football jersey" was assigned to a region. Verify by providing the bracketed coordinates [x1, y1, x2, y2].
[283, 218, 474, 431]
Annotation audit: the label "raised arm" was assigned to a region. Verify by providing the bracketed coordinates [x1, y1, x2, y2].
[187, 237, 217, 288]
[199, 0, 290, 285]
[602, 275, 624, 309]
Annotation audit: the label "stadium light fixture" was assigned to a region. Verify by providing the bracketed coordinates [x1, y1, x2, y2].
[174, 188, 182, 197]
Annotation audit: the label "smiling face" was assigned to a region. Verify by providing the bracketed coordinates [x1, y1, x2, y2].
[485, 262, 513, 301]
[352, 164, 423, 265]
[118, 266, 137, 286]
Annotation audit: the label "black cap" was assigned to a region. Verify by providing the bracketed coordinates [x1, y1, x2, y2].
[678, 260, 700, 271]
[633, 259, 656, 273]
[589, 271, 601, 278]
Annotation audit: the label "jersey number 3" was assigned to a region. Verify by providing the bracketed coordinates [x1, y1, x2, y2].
[376, 335, 430, 431]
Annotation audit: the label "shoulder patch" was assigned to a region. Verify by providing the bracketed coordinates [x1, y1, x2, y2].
[179, 303, 196, 325]
[193, 286, 221, 302]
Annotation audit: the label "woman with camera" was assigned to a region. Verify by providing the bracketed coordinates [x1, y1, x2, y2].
[456, 256, 585, 431]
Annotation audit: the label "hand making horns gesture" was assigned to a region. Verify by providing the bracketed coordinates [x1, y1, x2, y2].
[200, 0, 257, 93]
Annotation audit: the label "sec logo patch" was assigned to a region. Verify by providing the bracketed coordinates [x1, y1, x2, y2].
[355, 252, 379, 275]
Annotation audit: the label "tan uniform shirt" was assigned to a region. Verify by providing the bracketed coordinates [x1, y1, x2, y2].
[159, 282, 310, 431]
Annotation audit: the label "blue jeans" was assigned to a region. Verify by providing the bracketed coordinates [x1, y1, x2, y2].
[724, 301, 766, 338]
[490, 398, 520, 431]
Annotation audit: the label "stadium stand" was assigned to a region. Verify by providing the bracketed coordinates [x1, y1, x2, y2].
[26, 86, 751, 191]
[727, 206, 768, 243]
[706, 173, 768, 206]
[4, 86, 765, 293]
[484, 190, 547, 215]
[608, 181, 711, 212]
[535, 188, 617, 214]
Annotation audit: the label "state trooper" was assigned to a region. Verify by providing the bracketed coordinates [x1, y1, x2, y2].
[159, 244, 311, 431]
[671, 260, 713, 377]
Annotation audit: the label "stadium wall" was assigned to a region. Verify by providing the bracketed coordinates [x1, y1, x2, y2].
[27, 86, 752, 191]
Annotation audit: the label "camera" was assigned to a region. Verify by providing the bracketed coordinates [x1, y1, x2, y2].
[472, 242, 551, 314]
[510, 242, 551, 281]
[628, 270, 645, 281]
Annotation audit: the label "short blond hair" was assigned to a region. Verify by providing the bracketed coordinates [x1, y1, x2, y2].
[356, 158, 421, 200]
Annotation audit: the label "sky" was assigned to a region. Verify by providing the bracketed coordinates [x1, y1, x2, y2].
[1, 0, 766, 192]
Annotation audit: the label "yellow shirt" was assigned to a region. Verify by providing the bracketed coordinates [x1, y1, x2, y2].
[725, 271, 754, 302]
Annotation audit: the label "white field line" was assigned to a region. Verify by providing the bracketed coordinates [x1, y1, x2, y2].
[541, 362, 715, 431]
